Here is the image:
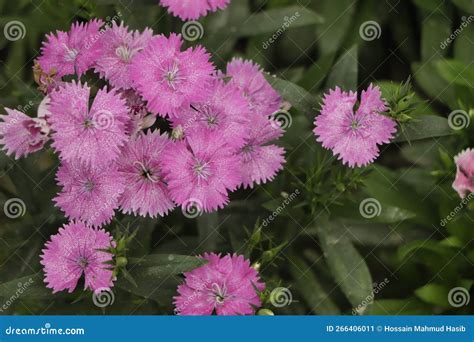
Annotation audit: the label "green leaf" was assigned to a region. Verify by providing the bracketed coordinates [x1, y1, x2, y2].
[421, 11, 451, 61]
[393, 115, 453, 142]
[325, 45, 358, 90]
[317, 221, 373, 313]
[436, 59, 474, 88]
[369, 298, 432, 314]
[236, 6, 323, 37]
[289, 255, 340, 315]
[266, 75, 319, 117]
[415, 283, 451, 307]
[0, 274, 50, 299]
[452, 0, 474, 12]
[454, 21, 474, 64]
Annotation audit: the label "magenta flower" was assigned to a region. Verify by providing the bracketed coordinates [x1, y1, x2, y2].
[95, 22, 153, 89]
[40, 221, 114, 293]
[314, 85, 397, 168]
[49, 81, 130, 166]
[37, 20, 103, 78]
[226, 58, 281, 116]
[119, 89, 156, 137]
[0, 109, 48, 159]
[171, 78, 250, 149]
[130, 33, 215, 117]
[161, 131, 240, 212]
[159, 0, 230, 20]
[236, 114, 285, 188]
[174, 253, 264, 315]
[453, 148, 474, 198]
[117, 130, 175, 218]
[54, 160, 125, 228]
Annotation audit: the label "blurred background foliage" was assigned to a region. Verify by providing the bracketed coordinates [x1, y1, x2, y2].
[0, 0, 473, 315]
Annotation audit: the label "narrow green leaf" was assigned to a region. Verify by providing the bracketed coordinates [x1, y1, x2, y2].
[436, 59, 474, 88]
[325, 45, 358, 91]
[415, 283, 451, 307]
[393, 115, 453, 142]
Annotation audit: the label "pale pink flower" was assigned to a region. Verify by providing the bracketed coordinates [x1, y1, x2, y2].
[174, 253, 264, 315]
[225, 58, 281, 116]
[130, 33, 214, 117]
[160, 131, 240, 212]
[117, 130, 175, 218]
[159, 0, 230, 20]
[95, 22, 153, 89]
[453, 148, 474, 198]
[314, 85, 397, 168]
[37, 20, 103, 77]
[54, 160, 125, 228]
[0, 109, 48, 159]
[49, 81, 130, 166]
[40, 221, 114, 293]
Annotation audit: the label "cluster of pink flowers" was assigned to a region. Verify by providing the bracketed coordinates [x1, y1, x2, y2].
[159, 0, 231, 20]
[0, 19, 278, 309]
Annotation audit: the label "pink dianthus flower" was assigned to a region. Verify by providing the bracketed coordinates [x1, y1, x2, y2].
[453, 148, 474, 198]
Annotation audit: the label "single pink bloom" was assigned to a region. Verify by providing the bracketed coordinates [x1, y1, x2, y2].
[314, 85, 397, 168]
[130, 33, 214, 117]
[225, 58, 281, 117]
[171, 77, 250, 149]
[37, 20, 104, 77]
[236, 114, 285, 188]
[95, 22, 153, 89]
[174, 253, 264, 315]
[49, 81, 130, 166]
[159, 0, 230, 20]
[453, 148, 474, 198]
[117, 130, 175, 218]
[160, 130, 240, 212]
[40, 221, 114, 293]
[0, 109, 48, 159]
[54, 160, 125, 228]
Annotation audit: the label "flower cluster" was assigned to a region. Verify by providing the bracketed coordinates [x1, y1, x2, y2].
[159, 0, 231, 20]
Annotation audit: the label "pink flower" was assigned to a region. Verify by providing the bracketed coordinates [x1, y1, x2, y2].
[225, 58, 281, 116]
[49, 81, 130, 166]
[95, 22, 153, 89]
[117, 130, 175, 217]
[37, 20, 103, 78]
[130, 33, 214, 117]
[119, 89, 156, 137]
[0, 109, 48, 159]
[54, 160, 125, 228]
[174, 253, 264, 315]
[236, 114, 285, 188]
[159, 0, 230, 20]
[171, 78, 250, 149]
[40, 221, 114, 293]
[161, 131, 240, 212]
[453, 148, 474, 198]
[314, 85, 397, 168]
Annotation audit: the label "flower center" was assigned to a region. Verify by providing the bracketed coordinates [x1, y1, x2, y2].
[115, 45, 134, 62]
[134, 161, 159, 182]
[83, 118, 94, 129]
[63, 44, 79, 62]
[77, 256, 89, 270]
[350, 119, 360, 130]
[241, 144, 254, 162]
[163, 62, 183, 90]
[193, 159, 211, 180]
[84, 179, 95, 192]
[211, 283, 227, 305]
